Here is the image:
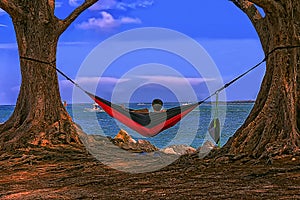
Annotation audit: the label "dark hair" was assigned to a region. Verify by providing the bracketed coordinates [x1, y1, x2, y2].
[152, 99, 163, 111]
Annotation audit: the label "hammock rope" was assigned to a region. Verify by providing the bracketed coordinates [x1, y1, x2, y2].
[19, 45, 300, 137]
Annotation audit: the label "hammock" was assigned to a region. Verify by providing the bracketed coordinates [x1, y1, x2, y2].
[85, 91, 201, 137]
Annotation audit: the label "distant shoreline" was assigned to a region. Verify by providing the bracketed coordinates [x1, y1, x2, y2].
[209, 100, 255, 104]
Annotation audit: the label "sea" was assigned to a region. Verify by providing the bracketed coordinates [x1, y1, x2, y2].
[0, 102, 254, 149]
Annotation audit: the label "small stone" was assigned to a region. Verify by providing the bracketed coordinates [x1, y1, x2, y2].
[114, 129, 136, 144]
[292, 157, 296, 161]
[161, 145, 196, 155]
[161, 147, 177, 155]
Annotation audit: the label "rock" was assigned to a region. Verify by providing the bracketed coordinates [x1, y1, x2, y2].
[114, 129, 136, 144]
[161, 145, 196, 156]
[161, 147, 177, 155]
[109, 129, 158, 153]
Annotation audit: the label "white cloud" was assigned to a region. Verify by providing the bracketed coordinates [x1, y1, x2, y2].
[60, 76, 130, 88]
[77, 11, 141, 31]
[78, 76, 130, 84]
[0, 43, 17, 49]
[0, 24, 7, 27]
[120, 16, 140, 24]
[68, 0, 83, 7]
[116, 0, 154, 10]
[89, 0, 117, 10]
[137, 75, 215, 85]
[58, 41, 89, 46]
[11, 86, 20, 92]
[55, 1, 63, 8]
[90, 0, 154, 11]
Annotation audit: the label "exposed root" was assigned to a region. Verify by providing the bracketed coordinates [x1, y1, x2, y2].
[0, 119, 84, 152]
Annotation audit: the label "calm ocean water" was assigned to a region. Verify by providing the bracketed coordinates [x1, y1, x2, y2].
[0, 102, 253, 149]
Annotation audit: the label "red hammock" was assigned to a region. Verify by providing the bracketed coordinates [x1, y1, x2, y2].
[86, 92, 200, 137]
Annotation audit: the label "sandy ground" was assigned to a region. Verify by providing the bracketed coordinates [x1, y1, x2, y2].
[0, 145, 299, 200]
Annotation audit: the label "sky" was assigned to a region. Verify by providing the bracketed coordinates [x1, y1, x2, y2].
[0, 0, 266, 104]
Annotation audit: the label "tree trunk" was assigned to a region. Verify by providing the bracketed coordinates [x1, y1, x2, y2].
[223, 1, 300, 158]
[0, 2, 83, 151]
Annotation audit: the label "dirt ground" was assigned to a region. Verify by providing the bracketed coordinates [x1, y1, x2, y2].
[0, 146, 299, 200]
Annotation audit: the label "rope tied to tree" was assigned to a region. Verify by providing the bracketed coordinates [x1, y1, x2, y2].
[20, 56, 86, 92]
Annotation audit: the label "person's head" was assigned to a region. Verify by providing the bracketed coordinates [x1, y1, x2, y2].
[152, 99, 163, 111]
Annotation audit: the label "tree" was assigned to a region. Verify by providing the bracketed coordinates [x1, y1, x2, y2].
[223, 0, 300, 158]
[0, 0, 98, 151]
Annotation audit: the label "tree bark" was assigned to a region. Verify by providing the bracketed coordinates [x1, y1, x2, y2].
[0, 0, 97, 151]
[224, 0, 300, 158]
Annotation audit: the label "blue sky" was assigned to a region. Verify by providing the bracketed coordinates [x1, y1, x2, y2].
[0, 0, 265, 104]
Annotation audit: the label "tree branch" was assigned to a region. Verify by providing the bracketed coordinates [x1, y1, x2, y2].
[48, 0, 55, 16]
[0, 0, 24, 17]
[232, 0, 285, 16]
[59, 0, 98, 34]
[248, 0, 285, 14]
[230, 0, 263, 23]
